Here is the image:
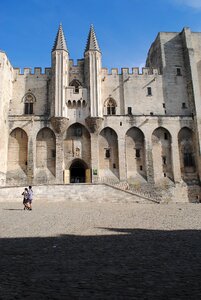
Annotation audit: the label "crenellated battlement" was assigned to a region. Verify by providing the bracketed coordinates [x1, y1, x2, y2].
[69, 59, 84, 68]
[13, 67, 52, 76]
[101, 67, 160, 76]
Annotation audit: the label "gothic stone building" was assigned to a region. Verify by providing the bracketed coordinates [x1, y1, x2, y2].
[0, 25, 201, 201]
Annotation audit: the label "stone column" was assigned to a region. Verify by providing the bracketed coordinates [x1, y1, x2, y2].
[27, 137, 34, 185]
[118, 136, 127, 181]
[91, 133, 99, 183]
[171, 133, 182, 183]
[55, 134, 64, 183]
[144, 136, 155, 184]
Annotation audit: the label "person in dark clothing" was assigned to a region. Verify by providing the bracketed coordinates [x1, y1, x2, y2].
[22, 188, 29, 210]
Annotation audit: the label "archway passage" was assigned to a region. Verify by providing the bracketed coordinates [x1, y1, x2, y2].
[70, 160, 87, 183]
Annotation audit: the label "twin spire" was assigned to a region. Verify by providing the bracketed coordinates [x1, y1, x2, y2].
[85, 24, 101, 53]
[52, 23, 68, 52]
[52, 24, 101, 53]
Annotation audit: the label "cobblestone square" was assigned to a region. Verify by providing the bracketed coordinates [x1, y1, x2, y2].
[1, 200, 201, 299]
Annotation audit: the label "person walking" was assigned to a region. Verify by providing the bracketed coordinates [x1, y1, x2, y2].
[22, 188, 29, 210]
[27, 186, 33, 210]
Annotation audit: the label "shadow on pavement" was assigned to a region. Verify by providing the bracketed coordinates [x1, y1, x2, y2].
[1, 228, 201, 299]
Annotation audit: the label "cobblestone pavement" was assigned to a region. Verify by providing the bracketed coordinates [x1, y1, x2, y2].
[1, 201, 201, 299]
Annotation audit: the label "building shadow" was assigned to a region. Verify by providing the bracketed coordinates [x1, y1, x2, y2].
[1, 228, 201, 299]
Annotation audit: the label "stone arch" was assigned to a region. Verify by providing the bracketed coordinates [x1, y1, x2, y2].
[104, 97, 117, 115]
[69, 79, 82, 93]
[178, 127, 197, 180]
[69, 158, 89, 183]
[64, 123, 91, 173]
[98, 127, 119, 180]
[7, 127, 28, 183]
[125, 127, 146, 182]
[36, 127, 56, 177]
[152, 127, 173, 181]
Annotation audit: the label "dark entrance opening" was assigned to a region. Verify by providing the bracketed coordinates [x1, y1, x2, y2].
[70, 160, 86, 183]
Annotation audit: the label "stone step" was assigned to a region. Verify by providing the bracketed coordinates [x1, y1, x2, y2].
[0, 184, 155, 204]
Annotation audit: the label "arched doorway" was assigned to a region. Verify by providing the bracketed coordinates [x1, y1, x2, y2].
[70, 159, 88, 183]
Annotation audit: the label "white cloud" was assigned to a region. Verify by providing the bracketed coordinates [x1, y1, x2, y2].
[172, 0, 201, 9]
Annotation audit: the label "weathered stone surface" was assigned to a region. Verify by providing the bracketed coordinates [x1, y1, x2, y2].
[85, 116, 103, 133]
[1, 26, 201, 201]
[50, 116, 69, 134]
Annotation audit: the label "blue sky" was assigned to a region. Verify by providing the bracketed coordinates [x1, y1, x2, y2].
[1, 0, 201, 70]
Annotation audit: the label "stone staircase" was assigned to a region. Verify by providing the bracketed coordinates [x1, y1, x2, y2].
[98, 177, 161, 203]
[0, 184, 157, 204]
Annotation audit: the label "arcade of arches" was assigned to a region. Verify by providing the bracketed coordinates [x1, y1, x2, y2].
[6, 125, 198, 185]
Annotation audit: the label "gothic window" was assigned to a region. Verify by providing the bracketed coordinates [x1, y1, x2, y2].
[24, 93, 35, 115]
[105, 98, 117, 115]
[69, 79, 82, 93]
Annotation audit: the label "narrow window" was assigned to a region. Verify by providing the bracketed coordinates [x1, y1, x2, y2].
[113, 163, 116, 169]
[162, 156, 167, 165]
[176, 68, 182, 76]
[164, 133, 168, 140]
[105, 149, 110, 158]
[140, 165, 143, 171]
[163, 103, 166, 108]
[147, 87, 152, 96]
[120, 122, 122, 126]
[111, 106, 116, 115]
[182, 102, 187, 109]
[52, 150, 56, 158]
[136, 149, 141, 158]
[128, 107, 132, 115]
[25, 103, 33, 115]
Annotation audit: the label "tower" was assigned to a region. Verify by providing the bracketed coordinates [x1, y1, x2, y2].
[51, 24, 69, 117]
[84, 25, 102, 118]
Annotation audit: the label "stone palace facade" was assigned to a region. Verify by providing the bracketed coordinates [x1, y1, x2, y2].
[0, 25, 201, 201]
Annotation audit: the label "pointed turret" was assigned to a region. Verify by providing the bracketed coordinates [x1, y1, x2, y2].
[51, 24, 69, 117]
[84, 25, 102, 117]
[85, 24, 101, 53]
[52, 24, 68, 52]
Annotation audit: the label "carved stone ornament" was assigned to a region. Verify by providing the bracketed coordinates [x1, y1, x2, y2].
[85, 116, 103, 133]
[50, 117, 69, 134]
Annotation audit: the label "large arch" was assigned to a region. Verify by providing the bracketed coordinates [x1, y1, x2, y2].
[152, 127, 173, 182]
[178, 127, 197, 181]
[98, 127, 119, 180]
[36, 127, 56, 177]
[125, 127, 146, 182]
[7, 128, 28, 183]
[64, 123, 91, 182]
[69, 159, 89, 183]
